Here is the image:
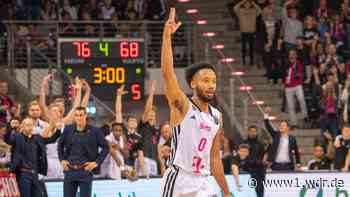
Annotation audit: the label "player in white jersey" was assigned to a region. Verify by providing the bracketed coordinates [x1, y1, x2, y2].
[160, 8, 230, 197]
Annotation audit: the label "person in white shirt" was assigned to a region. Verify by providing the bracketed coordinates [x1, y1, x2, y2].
[100, 122, 128, 179]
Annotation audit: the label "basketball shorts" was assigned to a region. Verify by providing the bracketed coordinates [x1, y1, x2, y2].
[160, 165, 218, 197]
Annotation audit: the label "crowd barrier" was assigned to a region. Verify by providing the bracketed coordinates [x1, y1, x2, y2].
[0, 170, 349, 197]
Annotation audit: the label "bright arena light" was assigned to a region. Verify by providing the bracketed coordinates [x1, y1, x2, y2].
[197, 20, 207, 25]
[202, 32, 216, 37]
[186, 9, 198, 14]
[221, 58, 234, 63]
[212, 44, 224, 49]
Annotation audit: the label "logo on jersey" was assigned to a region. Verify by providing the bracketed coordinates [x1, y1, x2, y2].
[199, 122, 211, 132]
[190, 115, 196, 120]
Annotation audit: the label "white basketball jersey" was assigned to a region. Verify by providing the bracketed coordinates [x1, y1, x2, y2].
[169, 99, 221, 176]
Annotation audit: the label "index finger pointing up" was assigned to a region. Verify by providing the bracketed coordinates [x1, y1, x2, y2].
[169, 8, 176, 22]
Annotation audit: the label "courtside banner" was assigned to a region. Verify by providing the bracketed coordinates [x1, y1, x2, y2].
[264, 172, 350, 197]
[45, 175, 256, 197]
[46, 172, 350, 197]
[0, 171, 20, 197]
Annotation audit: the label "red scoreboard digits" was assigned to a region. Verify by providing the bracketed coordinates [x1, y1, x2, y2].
[73, 41, 91, 58]
[120, 42, 139, 58]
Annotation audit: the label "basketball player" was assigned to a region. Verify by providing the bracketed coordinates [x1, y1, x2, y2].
[160, 8, 230, 197]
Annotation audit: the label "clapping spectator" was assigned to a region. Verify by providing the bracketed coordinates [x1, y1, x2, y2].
[0, 81, 16, 125]
[341, 76, 350, 124]
[319, 72, 342, 141]
[234, 0, 262, 67]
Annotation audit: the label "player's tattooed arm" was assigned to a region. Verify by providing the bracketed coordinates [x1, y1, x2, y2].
[161, 8, 189, 125]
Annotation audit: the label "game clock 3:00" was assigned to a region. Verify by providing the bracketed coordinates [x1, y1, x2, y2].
[58, 38, 145, 101]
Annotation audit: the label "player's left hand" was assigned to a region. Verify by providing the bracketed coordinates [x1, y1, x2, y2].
[84, 162, 98, 171]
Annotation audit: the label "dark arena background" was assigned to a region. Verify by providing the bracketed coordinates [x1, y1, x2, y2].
[0, 0, 349, 196]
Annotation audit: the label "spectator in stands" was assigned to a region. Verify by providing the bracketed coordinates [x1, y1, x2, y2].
[158, 122, 171, 175]
[262, 0, 283, 38]
[138, 80, 159, 176]
[314, 0, 334, 20]
[330, 14, 346, 48]
[115, 85, 146, 176]
[264, 107, 302, 171]
[147, 0, 167, 20]
[60, 11, 77, 36]
[158, 140, 170, 175]
[303, 16, 318, 48]
[334, 125, 350, 171]
[308, 133, 334, 170]
[26, 0, 42, 20]
[340, 0, 350, 49]
[319, 72, 342, 140]
[221, 136, 235, 174]
[59, 0, 78, 20]
[317, 16, 330, 42]
[100, 122, 129, 180]
[282, 0, 303, 51]
[134, 0, 149, 19]
[319, 44, 345, 82]
[158, 122, 171, 148]
[296, 36, 312, 83]
[264, 38, 285, 84]
[231, 144, 265, 196]
[341, 77, 350, 124]
[0, 124, 11, 167]
[101, 0, 116, 20]
[0, 81, 16, 125]
[41, 0, 58, 20]
[284, 49, 308, 127]
[234, 0, 262, 66]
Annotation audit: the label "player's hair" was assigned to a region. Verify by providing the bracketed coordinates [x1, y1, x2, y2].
[27, 100, 40, 109]
[111, 122, 124, 128]
[248, 125, 258, 131]
[127, 115, 138, 121]
[75, 106, 86, 113]
[280, 120, 290, 127]
[238, 143, 250, 150]
[185, 62, 217, 87]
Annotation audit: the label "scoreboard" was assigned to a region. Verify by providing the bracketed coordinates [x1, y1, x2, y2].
[58, 38, 145, 101]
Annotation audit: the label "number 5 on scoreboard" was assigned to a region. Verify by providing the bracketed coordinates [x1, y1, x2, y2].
[99, 42, 109, 56]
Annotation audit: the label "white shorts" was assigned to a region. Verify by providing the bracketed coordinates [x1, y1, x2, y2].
[160, 166, 217, 197]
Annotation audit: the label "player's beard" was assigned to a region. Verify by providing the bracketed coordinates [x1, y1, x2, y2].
[195, 87, 214, 103]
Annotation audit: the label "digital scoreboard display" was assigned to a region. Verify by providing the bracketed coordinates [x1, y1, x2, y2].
[59, 38, 145, 101]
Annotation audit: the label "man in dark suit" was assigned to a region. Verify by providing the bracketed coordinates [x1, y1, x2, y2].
[264, 107, 301, 171]
[58, 107, 109, 197]
[9, 117, 61, 197]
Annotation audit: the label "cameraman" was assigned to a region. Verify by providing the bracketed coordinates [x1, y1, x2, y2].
[334, 125, 350, 171]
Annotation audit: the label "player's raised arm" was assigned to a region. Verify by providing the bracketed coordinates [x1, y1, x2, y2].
[162, 8, 189, 125]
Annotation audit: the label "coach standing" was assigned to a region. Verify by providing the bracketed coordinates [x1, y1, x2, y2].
[58, 107, 109, 197]
[9, 117, 62, 197]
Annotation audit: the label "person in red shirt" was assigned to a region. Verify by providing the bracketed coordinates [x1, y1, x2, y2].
[284, 49, 308, 127]
[0, 81, 16, 125]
